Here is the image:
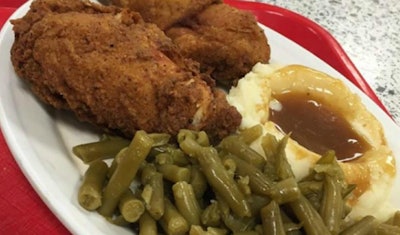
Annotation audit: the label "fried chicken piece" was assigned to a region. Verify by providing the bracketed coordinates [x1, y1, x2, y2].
[109, 0, 219, 30]
[106, 0, 270, 85]
[166, 3, 270, 85]
[11, 0, 241, 139]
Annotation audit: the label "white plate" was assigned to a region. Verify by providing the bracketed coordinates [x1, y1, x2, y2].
[0, 1, 399, 234]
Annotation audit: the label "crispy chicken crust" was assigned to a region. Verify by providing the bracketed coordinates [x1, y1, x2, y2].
[107, 0, 271, 85]
[167, 3, 271, 85]
[109, 0, 220, 30]
[11, 0, 241, 139]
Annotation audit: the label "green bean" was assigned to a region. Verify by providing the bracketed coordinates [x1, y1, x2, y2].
[247, 194, 271, 215]
[139, 211, 158, 235]
[261, 133, 279, 162]
[98, 130, 153, 217]
[215, 192, 256, 232]
[201, 201, 222, 227]
[318, 150, 339, 165]
[171, 149, 191, 166]
[237, 176, 251, 196]
[172, 181, 202, 226]
[261, 133, 280, 181]
[78, 160, 108, 211]
[275, 135, 294, 180]
[305, 193, 321, 211]
[219, 135, 265, 169]
[221, 211, 257, 233]
[393, 211, 400, 226]
[206, 227, 229, 235]
[151, 145, 190, 166]
[222, 158, 237, 178]
[280, 208, 303, 233]
[314, 151, 347, 190]
[189, 225, 228, 235]
[239, 125, 263, 144]
[216, 194, 230, 219]
[298, 181, 322, 210]
[107, 147, 126, 178]
[298, 181, 323, 195]
[289, 194, 331, 235]
[177, 129, 210, 147]
[155, 153, 174, 165]
[189, 225, 207, 235]
[263, 163, 280, 182]
[149, 144, 170, 157]
[179, 134, 251, 217]
[140, 163, 157, 183]
[286, 230, 303, 235]
[189, 225, 208, 235]
[342, 184, 356, 200]
[254, 225, 264, 235]
[260, 201, 285, 235]
[160, 198, 190, 235]
[227, 154, 274, 195]
[340, 215, 377, 235]
[157, 164, 191, 183]
[148, 133, 171, 146]
[73, 136, 130, 164]
[233, 231, 260, 235]
[385, 211, 400, 226]
[118, 189, 145, 223]
[319, 175, 344, 234]
[106, 215, 129, 226]
[343, 204, 353, 218]
[178, 132, 199, 157]
[270, 177, 301, 204]
[77, 127, 391, 235]
[190, 166, 208, 199]
[196, 130, 211, 147]
[229, 154, 300, 203]
[141, 164, 165, 220]
[284, 223, 303, 234]
[375, 223, 400, 235]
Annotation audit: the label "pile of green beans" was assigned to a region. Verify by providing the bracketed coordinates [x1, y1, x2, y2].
[73, 126, 400, 235]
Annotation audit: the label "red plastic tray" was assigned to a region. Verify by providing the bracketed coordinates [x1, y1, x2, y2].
[0, 0, 391, 234]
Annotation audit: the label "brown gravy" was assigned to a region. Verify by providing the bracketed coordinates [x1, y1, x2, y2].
[269, 92, 370, 161]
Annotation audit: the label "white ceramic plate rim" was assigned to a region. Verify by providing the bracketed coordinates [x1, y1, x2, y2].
[0, 1, 399, 234]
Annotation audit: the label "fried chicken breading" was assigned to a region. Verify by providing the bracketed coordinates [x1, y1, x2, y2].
[109, 0, 220, 30]
[166, 3, 271, 85]
[11, 0, 241, 139]
[107, 0, 270, 85]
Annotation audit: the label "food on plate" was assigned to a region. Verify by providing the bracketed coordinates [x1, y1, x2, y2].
[10, 0, 241, 139]
[108, 0, 271, 85]
[70, 62, 398, 234]
[108, 0, 219, 30]
[166, 3, 271, 85]
[8, 0, 398, 232]
[74, 129, 400, 234]
[78, 160, 108, 211]
[227, 63, 397, 221]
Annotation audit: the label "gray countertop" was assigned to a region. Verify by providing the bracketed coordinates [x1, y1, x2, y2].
[255, 0, 400, 124]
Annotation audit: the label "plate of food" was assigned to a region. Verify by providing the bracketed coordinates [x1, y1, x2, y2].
[0, 0, 399, 234]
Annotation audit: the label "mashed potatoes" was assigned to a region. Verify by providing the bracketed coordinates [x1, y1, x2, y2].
[227, 63, 396, 221]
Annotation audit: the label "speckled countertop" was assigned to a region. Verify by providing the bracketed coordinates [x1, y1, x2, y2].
[253, 0, 400, 124]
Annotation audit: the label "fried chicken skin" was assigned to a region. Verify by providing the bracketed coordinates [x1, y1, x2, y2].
[109, 0, 219, 30]
[166, 3, 270, 85]
[11, 0, 241, 139]
[107, 0, 270, 85]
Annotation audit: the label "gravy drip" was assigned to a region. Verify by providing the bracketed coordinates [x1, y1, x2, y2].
[269, 92, 370, 161]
